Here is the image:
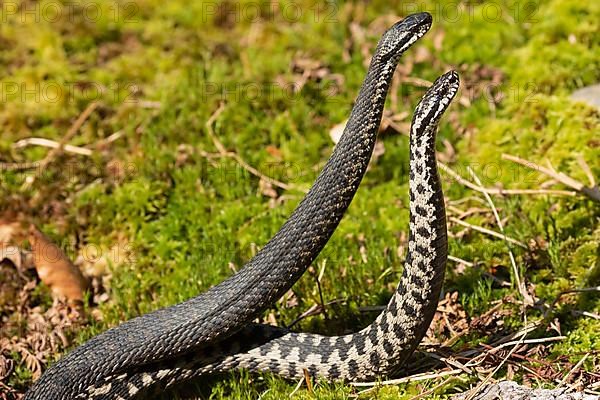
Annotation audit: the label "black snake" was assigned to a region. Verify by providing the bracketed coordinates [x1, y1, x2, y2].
[25, 12, 460, 399]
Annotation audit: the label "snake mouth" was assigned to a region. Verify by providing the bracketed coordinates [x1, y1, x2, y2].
[412, 70, 460, 132]
[376, 12, 432, 62]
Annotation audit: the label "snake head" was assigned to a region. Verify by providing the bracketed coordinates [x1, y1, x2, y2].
[375, 12, 432, 64]
[411, 70, 460, 136]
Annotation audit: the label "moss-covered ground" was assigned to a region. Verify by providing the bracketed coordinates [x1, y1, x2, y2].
[1, 0, 599, 398]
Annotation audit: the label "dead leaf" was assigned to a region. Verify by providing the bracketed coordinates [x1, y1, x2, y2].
[329, 120, 347, 144]
[28, 225, 89, 302]
[0, 219, 25, 245]
[265, 145, 283, 160]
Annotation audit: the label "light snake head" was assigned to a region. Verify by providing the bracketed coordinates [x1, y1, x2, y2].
[375, 12, 433, 64]
[411, 70, 460, 136]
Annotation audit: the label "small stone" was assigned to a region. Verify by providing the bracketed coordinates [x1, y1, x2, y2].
[571, 84, 600, 110]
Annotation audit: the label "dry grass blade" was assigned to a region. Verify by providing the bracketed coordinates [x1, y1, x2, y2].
[350, 368, 464, 387]
[13, 138, 93, 156]
[464, 331, 527, 400]
[1, 102, 98, 172]
[501, 153, 600, 202]
[439, 162, 576, 197]
[449, 217, 527, 248]
[35, 102, 98, 172]
[448, 255, 474, 267]
[205, 103, 297, 192]
[558, 353, 589, 387]
[467, 167, 531, 308]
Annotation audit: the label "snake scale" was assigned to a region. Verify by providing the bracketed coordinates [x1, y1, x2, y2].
[25, 12, 460, 399]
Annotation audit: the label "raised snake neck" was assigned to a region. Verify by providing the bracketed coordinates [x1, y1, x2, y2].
[102, 70, 459, 399]
[101, 71, 459, 398]
[25, 13, 448, 400]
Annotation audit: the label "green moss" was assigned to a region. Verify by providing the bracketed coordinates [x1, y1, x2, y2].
[1, 0, 599, 396]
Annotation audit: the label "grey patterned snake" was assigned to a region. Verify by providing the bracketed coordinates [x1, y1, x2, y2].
[25, 12, 460, 399]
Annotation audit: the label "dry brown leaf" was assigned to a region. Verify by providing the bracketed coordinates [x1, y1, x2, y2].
[28, 225, 89, 302]
[0, 219, 25, 245]
[265, 145, 283, 160]
[329, 120, 347, 144]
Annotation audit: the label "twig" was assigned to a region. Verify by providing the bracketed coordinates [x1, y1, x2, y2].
[303, 369, 314, 394]
[288, 376, 305, 398]
[439, 162, 576, 197]
[315, 261, 329, 320]
[37, 102, 98, 172]
[13, 138, 93, 156]
[547, 286, 600, 317]
[286, 299, 345, 329]
[1, 102, 98, 172]
[205, 103, 297, 191]
[426, 353, 475, 376]
[577, 155, 596, 187]
[464, 331, 528, 400]
[449, 217, 527, 248]
[467, 167, 530, 309]
[350, 368, 464, 387]
[571, 310, 600, 320]
[482, 335, 566, 353]
[448, 255, 474, 267]
[501, 153, 600, 202]
[558, 353, 589, 387]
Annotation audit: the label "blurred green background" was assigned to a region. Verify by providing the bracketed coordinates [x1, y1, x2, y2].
[0, 0, 598, 398]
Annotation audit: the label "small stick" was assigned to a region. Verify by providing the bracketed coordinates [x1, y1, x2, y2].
[205, 103, 296, 191]
[1, 102, 98, 172]
[13, 138, 93, 156]
[467, 167, 530, 309]
[315, 261, 329, 321]
[501, 153, 600, 202]
[439, 162, 576, 197]
[350, 368, 464, 387]
[482, 335, 566, 353]
[449, 217, 527, 248]
[558, 353, 589, 387]
[38, 102, 98, 172]
[548, 286, 600, 314]
[464, 331, 527, 400]
[448, 255, 474, 267]
[401, 76, 433, 87]
[288, 376, 305, 398]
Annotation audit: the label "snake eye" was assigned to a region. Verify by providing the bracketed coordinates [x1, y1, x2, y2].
[412, 71, 460, 133]
[375, 13, 432, 62]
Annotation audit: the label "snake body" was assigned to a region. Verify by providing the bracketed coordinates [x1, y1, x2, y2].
[108, 70, 459, 399]
[25, 13, 460, 399]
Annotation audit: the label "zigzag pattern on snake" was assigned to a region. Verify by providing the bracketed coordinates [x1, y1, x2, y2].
[25, 13, 459, 399]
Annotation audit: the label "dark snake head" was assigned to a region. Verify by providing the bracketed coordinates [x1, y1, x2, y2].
[411, 70, 460, 136]
[375, 12, 433, 64]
